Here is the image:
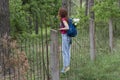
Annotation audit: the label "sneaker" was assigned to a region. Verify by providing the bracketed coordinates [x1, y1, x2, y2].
[61, 66, 70, 73]
[64, 66, 70, 72]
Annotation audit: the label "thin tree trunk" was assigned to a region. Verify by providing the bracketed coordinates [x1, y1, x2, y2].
[0, 0, 10, 75]
[85, 0, 89, 16]
[89, 0, 96, 61]
[68, 0, 72, 16]
[62, 0, 68, 10]
[28, 17, 32, 33]
[119, 0, 120, 8]
[35, 14, 38, 34]
[109, 18, 113, 52]
[0, 0, 10, 35]
[62, 0, 70, 17]
[80, 0, 82, 8]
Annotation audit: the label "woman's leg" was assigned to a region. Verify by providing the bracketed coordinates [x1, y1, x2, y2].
[61, 34, 71, 72]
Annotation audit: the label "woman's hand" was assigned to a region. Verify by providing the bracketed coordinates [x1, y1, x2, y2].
[58, 28, 62, 30]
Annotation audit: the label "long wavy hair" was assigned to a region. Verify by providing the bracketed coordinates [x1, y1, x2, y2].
[58, 8, 68, 21]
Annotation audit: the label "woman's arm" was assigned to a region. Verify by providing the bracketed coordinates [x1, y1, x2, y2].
[59, 20, 69, 30]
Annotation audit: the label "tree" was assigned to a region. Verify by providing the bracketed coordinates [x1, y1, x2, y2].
[68, 0, 72, 16]
[0, 0, 10, 35]
[0, 0, 10, 75]
[62, 0, 68, 9]
[80, 0, 82, 8]
[89, 0, 96, 61]
[94, 0, 120, 52]
[119, 0, 120, 8]
[85, 0, 89, 16]
[62, 0, 72, 17]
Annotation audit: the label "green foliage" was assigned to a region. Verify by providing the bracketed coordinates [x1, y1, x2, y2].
[73, 0, 120, 37]
[78, 8, 89, 27]
[10, 0, 30, 37]
[72, 7, 89, 32]
[74, 0, 120, 25]
[9, 0, 61, 37]
[94, 0, 120, 22]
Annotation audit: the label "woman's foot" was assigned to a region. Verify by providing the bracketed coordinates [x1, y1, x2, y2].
[61, 66, 70, 73]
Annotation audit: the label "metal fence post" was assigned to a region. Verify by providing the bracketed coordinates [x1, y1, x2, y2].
[50, 29, 59, 80]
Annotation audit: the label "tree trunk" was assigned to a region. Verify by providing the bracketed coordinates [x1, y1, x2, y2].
[85, 0, 89, 16]
[68, 0, 72, 16]
[80, 0, 82, 8]
[0, 0, 10, 35]
[0, 0, 10, 75]
[62, 0, 68, 10]
[89, 0, 96, 61]
[109, 18, 113, 52]
[35, 14, 38, 34]
[119, 0, 120, 8]
[62, 0, 70, 17]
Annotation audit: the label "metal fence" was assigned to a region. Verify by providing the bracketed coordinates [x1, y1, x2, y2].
[0, 28, 89, 80]
[0, 34, 50, 80]
[0, 26, 112, 80]
[0, 6, 53, 80]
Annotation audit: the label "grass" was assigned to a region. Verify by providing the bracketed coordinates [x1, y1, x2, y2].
[60, 49, 120, 80]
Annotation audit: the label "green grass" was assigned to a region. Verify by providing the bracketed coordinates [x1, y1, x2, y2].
[60, 48, 120, 80]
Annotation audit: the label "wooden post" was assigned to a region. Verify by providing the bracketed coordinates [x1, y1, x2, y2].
[109, 18, 113, 52]
[89, 0, 96, 61]
[50, 29, 59, 80]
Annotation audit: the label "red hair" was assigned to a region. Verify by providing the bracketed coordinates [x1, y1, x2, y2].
[58, 8, 68, 20]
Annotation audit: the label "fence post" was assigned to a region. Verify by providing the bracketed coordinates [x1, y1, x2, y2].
[50, 29, 59, 80]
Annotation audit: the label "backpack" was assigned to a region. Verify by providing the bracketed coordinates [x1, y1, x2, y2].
[67, 18, 77, 37]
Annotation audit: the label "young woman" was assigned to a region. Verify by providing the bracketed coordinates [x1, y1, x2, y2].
[58, 8, 71, 73]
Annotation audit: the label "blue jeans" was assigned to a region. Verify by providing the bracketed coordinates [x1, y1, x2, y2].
[61, 34, 71, 68]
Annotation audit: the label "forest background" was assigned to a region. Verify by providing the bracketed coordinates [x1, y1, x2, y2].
[0, 0, 120, 80]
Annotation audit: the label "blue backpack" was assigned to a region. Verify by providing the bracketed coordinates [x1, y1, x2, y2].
[67, 18, 77, 37]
